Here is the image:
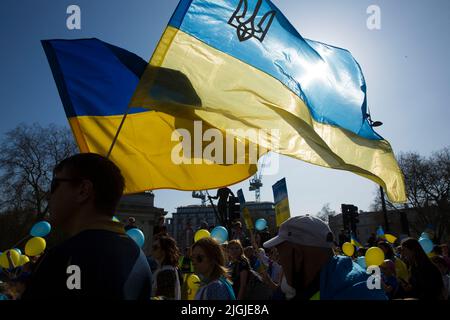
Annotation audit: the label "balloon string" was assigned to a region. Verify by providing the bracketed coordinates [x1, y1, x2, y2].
[10, 235, 32, 250]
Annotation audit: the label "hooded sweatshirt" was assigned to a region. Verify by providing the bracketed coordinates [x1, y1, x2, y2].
[319, 256, 387, 300]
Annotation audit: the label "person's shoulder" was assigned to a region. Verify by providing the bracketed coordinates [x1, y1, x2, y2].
[207, 280, 226, 289]
[75, 229, 129, 241]
[69, 230, 137, 253]
[35, 241, 71, 268]
[321, 255, 388, 300]
[21, 244, 73, 299]
[62, 230, 142, 274]
[205, 280, 231, 300]
[239, 258, 250, 268]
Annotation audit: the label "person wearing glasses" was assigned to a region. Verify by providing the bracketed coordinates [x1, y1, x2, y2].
[22, 153, 152, 300]
[151, 235, 182, 300]
[191, 237, 235, 300]
[263, 215, 387, 300]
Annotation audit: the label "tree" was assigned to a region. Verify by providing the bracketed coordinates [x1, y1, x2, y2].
[371, 148, 450, 242]
[0, 208, 36, 250]
[0, 123, 78, 220]
[316, 203, 336, 223]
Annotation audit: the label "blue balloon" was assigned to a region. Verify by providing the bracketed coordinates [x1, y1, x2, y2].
[420, 232, 430, 240]
[127, 228, 145, 248]
[419, 237, 433, 254]
[255, 219, 267, 231]
[211, 226, 228, 244]
[30, 221, 51, 237]
[356, 256, 366, 269]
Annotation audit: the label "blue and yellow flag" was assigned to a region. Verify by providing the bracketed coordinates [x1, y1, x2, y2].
[130, 0, 406, 202]
[351, 234, 363, 249]
[272, 178, 291, 226]
[42, 38, 256, 193]
[376, 226, 386, 240]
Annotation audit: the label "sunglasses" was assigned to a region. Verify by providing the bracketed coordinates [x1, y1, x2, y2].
[192, 254, 206, 263]
[50, 178, 82, 194]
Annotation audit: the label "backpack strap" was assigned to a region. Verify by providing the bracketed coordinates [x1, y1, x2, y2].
[157, 265, 181, 300]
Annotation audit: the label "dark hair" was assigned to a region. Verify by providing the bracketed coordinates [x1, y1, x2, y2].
[155, 235, 180, 267]
[192, 237, 230, 281]
[54, 153, 125, 216]
[377, 241, 395, 260]
[401, 238, 432, 266]
[244, 246, 255, 258]
[431, 255, 447, 270]
[228, 239, 250, 265]
[357, 247, 367, 256]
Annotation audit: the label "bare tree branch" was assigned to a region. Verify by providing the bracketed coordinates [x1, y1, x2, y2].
[0, 123, 77, 220]
[370, 148, 450, 243]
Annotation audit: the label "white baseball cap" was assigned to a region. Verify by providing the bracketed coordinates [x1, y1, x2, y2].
[263, 215, 334, 249]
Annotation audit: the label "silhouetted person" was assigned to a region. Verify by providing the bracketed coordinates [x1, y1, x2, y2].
[401, 238, 444, 300]
[210, 187, 234, 225]
[22, 153, 152, 300]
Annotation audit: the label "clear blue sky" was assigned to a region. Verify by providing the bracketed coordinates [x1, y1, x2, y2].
[1, 0, 449, 217]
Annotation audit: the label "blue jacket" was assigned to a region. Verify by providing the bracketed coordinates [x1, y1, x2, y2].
[320, 256, 387, 300]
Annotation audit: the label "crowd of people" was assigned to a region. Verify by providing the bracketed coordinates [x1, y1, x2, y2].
[1, 153, 449, 301]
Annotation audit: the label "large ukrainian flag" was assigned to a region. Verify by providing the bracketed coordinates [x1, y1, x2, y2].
[42, 38, 256, 193]
[131, 0, 406, 202]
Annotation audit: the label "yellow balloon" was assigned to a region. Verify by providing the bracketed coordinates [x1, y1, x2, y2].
[342, 242, 355, 257]
[194, 229, 210, 242]
[187, 274, 201, 289]
[25, 237, 46, 257]
[19, 255, 30, 266]
[365, 247, 385, 267]
[385, 234, 397, 244]
[0, 249, 21, 269]
[186, 274, 201, 300]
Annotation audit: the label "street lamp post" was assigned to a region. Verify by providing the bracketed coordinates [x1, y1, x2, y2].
[379, 186, 389, 232]
[367, 113, 389, 233]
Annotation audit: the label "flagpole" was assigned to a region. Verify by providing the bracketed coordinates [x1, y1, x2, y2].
[205, 190, 221, 225]
[106, 106, 132, 158]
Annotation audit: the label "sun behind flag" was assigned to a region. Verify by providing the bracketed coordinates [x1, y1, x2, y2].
[130, 0, 406, 202]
